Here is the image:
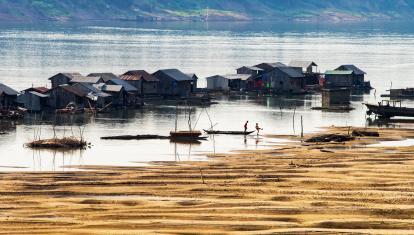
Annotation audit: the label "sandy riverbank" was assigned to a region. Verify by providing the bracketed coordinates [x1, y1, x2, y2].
[1, 126, 414, 234]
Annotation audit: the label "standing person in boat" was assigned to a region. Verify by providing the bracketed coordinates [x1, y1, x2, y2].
[244, 121, 249, 133]
[255, 123, 263, 135]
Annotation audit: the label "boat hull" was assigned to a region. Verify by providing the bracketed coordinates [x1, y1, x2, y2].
[203, 130, 255, 135]
[365, 103, 414, 118]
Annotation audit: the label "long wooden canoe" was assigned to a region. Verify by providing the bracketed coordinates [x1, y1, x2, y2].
[365, 101, 414, 118]
[203, 130, 255, 135]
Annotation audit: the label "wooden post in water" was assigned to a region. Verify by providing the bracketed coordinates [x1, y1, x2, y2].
[300, 116, 304, 139]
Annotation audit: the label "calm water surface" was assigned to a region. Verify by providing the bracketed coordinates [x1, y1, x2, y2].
[1, 21, 414, 171]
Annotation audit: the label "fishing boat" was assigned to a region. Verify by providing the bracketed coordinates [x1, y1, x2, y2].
[169, 105, 206, 142]
[203, 129, 255, 135]
[365, 100, 414, 118]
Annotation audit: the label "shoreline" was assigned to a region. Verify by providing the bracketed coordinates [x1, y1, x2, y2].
[1, 126, 414, 233]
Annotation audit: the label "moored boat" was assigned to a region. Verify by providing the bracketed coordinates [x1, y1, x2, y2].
[203, 129, 255, 135]
[365, 100, 414, 118]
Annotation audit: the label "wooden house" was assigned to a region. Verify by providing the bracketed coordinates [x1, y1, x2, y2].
[206, 75, 229, 91]
[335, 65, 367, 88]
[152, 69, 195, 97]
[48, 84, 111, 109]
[48, 73, 82, 88]
[17, 87, 49, 112]
[259, 66, 305, 93]
[289, 60, 320, 85]
[324, 70, 354, 88]
[89, 73, 139, 106]
[222, 74, 252, 91]
[0, 83, 19, 108]
[120, 70, 160, 96]
[93, 84, 126, 107]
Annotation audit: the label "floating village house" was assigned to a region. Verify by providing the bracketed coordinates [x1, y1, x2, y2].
[48, 83, 111, 109]
[120, 70, 160, 96]
[88, 73, 139, 106]
[0, 83, 19, 108]
[324, 70, 354, 88]
[206, 75, 229, 91]
[152, 69, 196, 97]
[234, 62, 305, 93]
[17, 87, 50, 112]
[49, 73, 102, 88]
[335, 65, 367, 88]
[289, 60, 320, 85]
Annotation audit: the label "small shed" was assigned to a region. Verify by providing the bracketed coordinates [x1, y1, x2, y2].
[48, 73, 82, 88]
[289, 60, 318, 74]
[152, 69, 195, 97]
[93, 84, 126, 107]
[17, 91, 49, 112]
[0, 83, 19, 108]
[222, 74, 252, 91]
[324, 70, 353, 88]
[120, 70, 160, 96]
[322, 88, 351, 109]
[206, 75, 229, 91]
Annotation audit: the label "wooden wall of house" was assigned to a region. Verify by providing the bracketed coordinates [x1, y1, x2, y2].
[48, 88, 84, 109]
[50, 74, 70, 88]
[154, 72, 192, 97]
[0, 94, 17, 108]
[263, 69, 302, 93]
[143, 81, 159, 95]
[325, 74, 353, 88]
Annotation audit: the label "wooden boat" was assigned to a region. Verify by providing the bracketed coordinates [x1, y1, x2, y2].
[365, 100, 414, 118]
[170, 130, 202, 139]
[203, 129, 255, 135]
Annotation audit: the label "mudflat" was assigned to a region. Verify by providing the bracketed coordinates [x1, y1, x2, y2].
[1, 127, 414, 234]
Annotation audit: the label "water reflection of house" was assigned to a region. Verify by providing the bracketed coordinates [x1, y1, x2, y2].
[17, 87, 50, 112]
[120, 70, 160, 96]
[152, 69, 195, 97]
[0, 83, 19, 108]
[322, 88, 351, 109]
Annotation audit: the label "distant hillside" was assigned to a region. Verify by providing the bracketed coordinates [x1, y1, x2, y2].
[1, 0, 414, 22]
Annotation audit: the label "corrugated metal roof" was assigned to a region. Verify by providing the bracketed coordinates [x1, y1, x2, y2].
[122, 70, 159, 82]
[336, 65, 366, 75]
[325, 70, 353, 75]
[277, 67, 304, 78]
[109, 79, 138, 92]
[70, 76, 102, 84]
[48, 72, 82, 80]
[0, 83, 19, 96]
[94, 84, 123, 93]
[222, 74, 252, 81]
[155, 69, 193, 82]
[28, 91, 49, 98]
[289, 60, 318, 68]
[88, 73, 120, 82]
[255, 62, 286, 71]
[60, 85, 87, 97]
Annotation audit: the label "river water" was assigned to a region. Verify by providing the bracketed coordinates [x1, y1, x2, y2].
[1, 21, 414, 171]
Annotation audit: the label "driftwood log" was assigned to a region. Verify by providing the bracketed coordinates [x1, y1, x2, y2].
[305, 134, 355, 143]
[352, 130, 380, 137]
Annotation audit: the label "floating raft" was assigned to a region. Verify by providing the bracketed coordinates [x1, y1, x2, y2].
[203, 130, 255, 135]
